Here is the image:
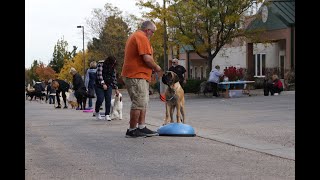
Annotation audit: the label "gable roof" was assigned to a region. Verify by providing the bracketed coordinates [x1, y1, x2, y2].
[246, 0, 295, 31]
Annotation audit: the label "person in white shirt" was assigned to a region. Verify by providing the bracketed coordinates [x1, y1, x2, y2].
[208, 65, 224, 97]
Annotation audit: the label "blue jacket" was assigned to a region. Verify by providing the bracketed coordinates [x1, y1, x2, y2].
[85, 68, 97, 89]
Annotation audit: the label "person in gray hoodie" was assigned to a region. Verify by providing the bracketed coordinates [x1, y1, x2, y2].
[208, 65, 224, 97]
[85, 61, 97, 109]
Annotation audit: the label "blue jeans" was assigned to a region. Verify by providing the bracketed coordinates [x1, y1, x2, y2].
[95, 86, 112, 115]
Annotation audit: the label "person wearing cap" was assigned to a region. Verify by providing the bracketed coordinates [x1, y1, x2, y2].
[208, 65, 224, 97]
[168, 58, 187, 88]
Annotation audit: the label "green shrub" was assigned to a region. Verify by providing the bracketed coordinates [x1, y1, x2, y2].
[184, 79, 206, 93]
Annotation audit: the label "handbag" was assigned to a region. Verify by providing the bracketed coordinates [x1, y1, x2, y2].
[87, 89, 95, 98]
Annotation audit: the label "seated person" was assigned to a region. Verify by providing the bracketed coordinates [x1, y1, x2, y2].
[264, 74, 283, 96]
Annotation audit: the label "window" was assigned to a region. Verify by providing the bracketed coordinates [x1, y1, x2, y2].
[254, 54, 266, 77]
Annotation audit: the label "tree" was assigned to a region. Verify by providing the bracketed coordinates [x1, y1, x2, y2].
[49, 37, 77, 73]
[86, 3, 132, 76]
[35, 63, 56, 81]
[137, 0, 263, 74]
[58, 52, 84, 83]
[28, 60, 41, 83]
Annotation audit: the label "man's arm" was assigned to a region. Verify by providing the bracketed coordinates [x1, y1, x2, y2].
[96, 63, 104, 85]
[142, 54, 161, 72]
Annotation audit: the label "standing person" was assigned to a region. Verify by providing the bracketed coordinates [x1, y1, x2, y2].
[85, 61, 97, 109]
[46, 80, 56, 104]
[51, 79, 70, 109]
[95, 56, 120, 121]
[208, 65, 224, 97]
[70, 67, 87, 110]
[121, 20, 162, 138]
[168, 58, 187, 88]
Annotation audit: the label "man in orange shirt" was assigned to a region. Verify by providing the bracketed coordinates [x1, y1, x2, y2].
[121, 20, 162, 138]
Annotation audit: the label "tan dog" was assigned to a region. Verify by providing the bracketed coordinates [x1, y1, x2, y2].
[161, 71, 185, 125]
[68, 101, 78, 109]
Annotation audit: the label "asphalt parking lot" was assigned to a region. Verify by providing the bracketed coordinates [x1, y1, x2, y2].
[25, 89, 295, 179]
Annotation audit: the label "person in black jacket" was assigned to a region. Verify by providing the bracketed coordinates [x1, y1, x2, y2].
[32, 81, 45, 101]
[46, 81, 56, 104]
[70, 67, 88, 110]
[95, 56, 120, 121]
[168, 58, 186, 88]
[51, 79, 70, 109]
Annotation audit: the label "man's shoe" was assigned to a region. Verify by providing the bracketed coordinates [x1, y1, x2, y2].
[125, 129, 147, 138]
[63, 106, 68, 109]
[105, 115, 111, 121]
[96, 113, 103, 120]
[55, 105, 61, 109]
[138, 126, 159, 137]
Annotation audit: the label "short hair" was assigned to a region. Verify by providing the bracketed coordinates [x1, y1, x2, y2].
[140, 20, 155, 30]
[90, 61, 97, 68]
[215, 65, 220, 69]
[272, 74, 279, 80]
[69, 67, 77, 74]
[51, 80, 59, 89]
[172, 58, 179, 63]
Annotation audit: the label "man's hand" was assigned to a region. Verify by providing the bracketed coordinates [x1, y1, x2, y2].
[102, 84, 108, 90]
[154, 65, 161, 72]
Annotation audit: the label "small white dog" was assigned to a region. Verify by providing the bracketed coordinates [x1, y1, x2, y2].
[110, 93, 123, 120]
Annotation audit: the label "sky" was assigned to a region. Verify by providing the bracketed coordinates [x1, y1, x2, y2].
[25, 0, 160, 69]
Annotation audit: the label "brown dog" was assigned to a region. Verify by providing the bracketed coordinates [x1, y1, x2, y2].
[161, 71, 185, 125]
[68, 101, 78, 109]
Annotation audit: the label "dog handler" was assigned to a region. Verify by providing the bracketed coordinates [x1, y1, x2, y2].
[95, 56, 120, 121]
[121, 20, 162, 138]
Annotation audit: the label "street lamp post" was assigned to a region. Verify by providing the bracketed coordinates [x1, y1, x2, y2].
[77, 25, 85, 81]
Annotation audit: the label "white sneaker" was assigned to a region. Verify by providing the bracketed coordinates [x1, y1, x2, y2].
[105, 115, 111, 121]
[274, 93, 279, 96]
[96, 113, 103, 120]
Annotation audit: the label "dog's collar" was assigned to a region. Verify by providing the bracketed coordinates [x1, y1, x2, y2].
[166, 88, 176, 101]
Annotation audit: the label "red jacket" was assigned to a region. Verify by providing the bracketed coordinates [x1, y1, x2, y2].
[274, 79, 283, 89]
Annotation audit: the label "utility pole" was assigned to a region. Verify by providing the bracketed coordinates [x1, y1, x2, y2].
[163, 0, 168, 70]
[77, 25, 85, 81]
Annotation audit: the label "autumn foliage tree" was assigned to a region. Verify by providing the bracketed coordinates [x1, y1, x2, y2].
[137, 0, 263, 74]
[86, 3, 132, 77]
[58, 52, 85, 83]
[35, 63, 57, 81]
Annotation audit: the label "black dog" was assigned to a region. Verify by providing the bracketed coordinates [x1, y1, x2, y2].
[74, 87, 88, 110]
[27, 91, 46, 101]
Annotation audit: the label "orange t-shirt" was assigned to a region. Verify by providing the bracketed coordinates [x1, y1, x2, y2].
[121, 30, 154, 81]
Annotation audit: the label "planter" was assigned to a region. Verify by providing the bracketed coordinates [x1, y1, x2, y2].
[229, 90, 243, 98]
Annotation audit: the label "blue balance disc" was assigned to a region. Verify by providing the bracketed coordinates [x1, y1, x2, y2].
[157, 123, 196, 137]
